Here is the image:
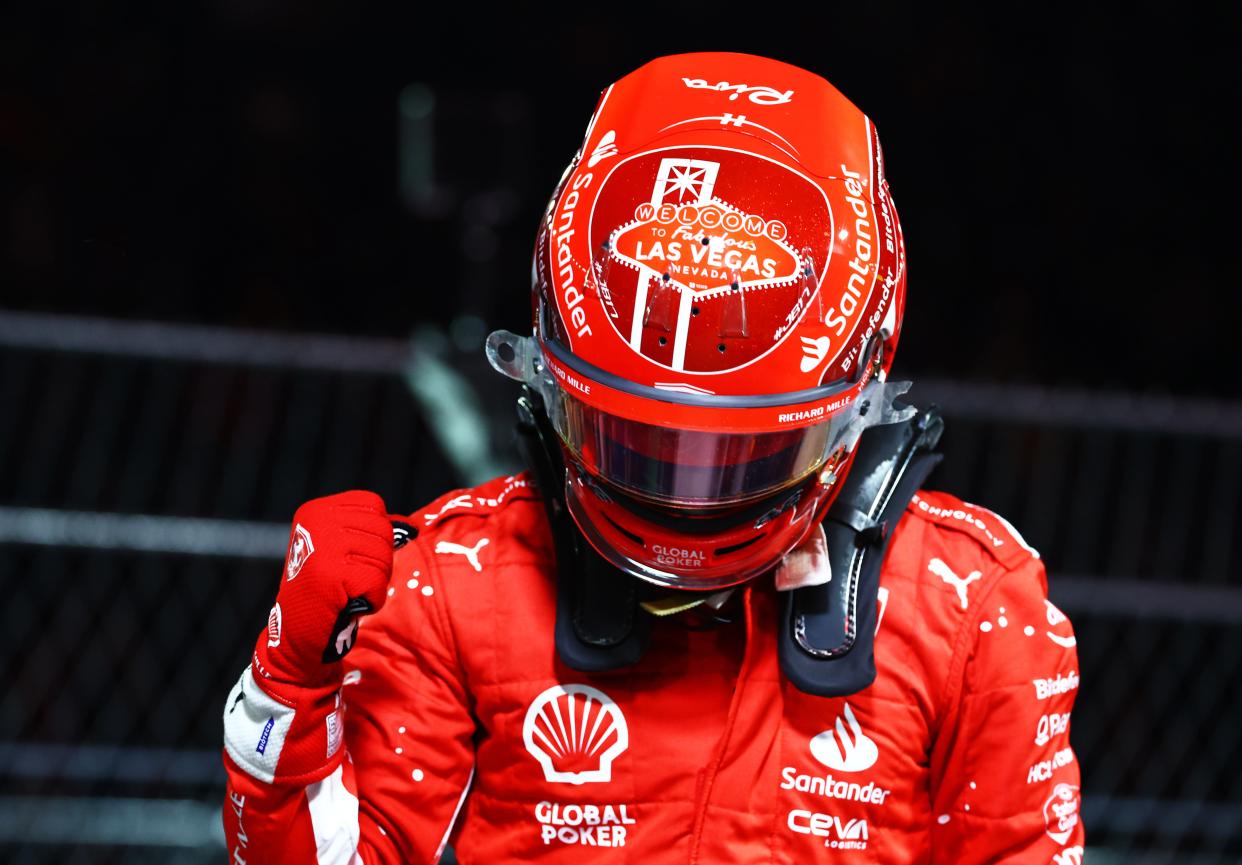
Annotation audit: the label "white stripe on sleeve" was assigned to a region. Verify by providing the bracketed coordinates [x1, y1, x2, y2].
[306, 764, 363, 865]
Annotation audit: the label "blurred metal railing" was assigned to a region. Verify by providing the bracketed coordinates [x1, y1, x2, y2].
[1, 311, 1240, 864]
[6, 310, 1240, 436]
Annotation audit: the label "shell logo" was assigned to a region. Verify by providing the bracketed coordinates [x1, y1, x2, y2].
[809, 703, 879, 772]
[523, 684, 629, 785]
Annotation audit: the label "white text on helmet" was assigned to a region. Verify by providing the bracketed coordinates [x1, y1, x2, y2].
[544, 356, 591, 396]
[777, 395, 852, 425]
[680, 77, 795, 106]
[841, 274, 892, 375]
[555, 172, 595, 338]
[823, 165, 875, 339]
[651, 544, 706, 569]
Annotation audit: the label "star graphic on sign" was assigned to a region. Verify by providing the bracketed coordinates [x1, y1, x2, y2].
[663, 164, 710, 203]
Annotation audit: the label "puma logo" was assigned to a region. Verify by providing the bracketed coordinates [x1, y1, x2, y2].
[927, 558, 982, 610]
[434, 537, 490, 572]
[229, 687, 245, 715]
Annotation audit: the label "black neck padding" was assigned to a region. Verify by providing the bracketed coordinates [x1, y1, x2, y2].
[515, 387, 943, 695]
[778, 408, 943, 696]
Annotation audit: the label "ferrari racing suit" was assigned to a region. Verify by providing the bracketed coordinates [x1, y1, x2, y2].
[222, 473, 1085, 864]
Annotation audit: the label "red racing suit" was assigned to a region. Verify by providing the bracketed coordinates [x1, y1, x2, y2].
[222, 473, 1085, 864]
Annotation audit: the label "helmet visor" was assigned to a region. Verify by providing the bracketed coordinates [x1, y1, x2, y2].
[485, 328, 889, 509]
[549, 387, 850, 508]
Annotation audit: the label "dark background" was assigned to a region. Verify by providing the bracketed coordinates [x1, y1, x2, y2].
[2, 5, 1240, 864]
[3, 5, 1236, 394]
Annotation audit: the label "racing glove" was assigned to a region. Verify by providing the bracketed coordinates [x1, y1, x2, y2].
[224, 491, 409, 786]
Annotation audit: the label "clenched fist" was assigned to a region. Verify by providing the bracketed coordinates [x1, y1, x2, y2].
[254, 490, 407, 692]
[224, 490, 411, 785]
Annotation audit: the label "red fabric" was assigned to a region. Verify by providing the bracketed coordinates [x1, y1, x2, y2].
[256, 490, 395, 688]
[224, 752, 322, 863]
[249, 490, 398, 783]
[223, 473, 1084, 863]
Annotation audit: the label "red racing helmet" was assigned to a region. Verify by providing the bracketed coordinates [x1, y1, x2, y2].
[489, 51, 913, 592]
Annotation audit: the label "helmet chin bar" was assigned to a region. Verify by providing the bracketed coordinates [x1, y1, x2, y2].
[562, 459, 826, 592]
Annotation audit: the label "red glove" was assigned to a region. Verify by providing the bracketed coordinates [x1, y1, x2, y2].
[254, 490, 400, 690]
[224, 491, 410, 785]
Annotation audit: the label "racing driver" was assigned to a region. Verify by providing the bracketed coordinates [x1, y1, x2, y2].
[222, 51, 1085, 864]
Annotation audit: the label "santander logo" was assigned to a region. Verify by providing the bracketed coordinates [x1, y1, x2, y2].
[809, 703, 879, 772]
[523, 684, 629, 785]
